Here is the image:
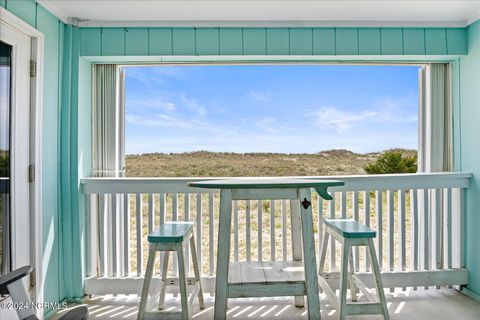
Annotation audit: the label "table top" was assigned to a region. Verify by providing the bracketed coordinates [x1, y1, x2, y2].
[188, 178, 344, 189]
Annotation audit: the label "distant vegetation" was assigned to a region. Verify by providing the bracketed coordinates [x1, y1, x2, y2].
[364, 149, 417, 175]
[0, 154, 9, 177]
[125, 149, 417, 177]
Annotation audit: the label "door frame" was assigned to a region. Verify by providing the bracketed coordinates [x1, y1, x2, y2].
[0, 6, 44, 317]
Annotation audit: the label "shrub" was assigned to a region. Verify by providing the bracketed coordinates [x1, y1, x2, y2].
[364, 150, 417, 174]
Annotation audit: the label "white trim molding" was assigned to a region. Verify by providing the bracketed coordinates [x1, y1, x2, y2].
[0, 6, 44, 319]
[76, 19, 471, 28]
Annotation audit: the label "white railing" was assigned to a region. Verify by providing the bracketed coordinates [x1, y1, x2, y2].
[81, 172, 471, 295]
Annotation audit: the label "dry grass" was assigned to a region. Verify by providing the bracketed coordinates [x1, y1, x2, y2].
[125, 149, 383, 177]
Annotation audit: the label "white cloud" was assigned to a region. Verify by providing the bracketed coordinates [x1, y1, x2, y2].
[127, 97, 176, 111]
[179, 94, 207, 116]
[256, 118, 278, 133]
[312, 97, 417, 132]
[126, 113, 201, 129]
[126, 129, 417, 155]
[247, 90, 271, 103]
[312, 107, 378, 131]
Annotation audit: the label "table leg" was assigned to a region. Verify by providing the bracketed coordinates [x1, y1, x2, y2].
[290, 199, 305, 307]
[214, 189, 233, 320]
[299, 188, 321, 320]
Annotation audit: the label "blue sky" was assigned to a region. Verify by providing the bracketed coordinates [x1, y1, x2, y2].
[125, 65, 419, 154]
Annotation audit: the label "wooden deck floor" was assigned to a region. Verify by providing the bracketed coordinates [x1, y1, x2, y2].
[52, 288, 480, 320]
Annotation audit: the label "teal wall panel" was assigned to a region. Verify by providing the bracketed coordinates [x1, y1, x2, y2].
[149, 28, 172, 55]
[458, 20, 480, 297]
[381, 28, 403, 54]
[289, 28, 312, 55]
[172, 28, 195, 55]
[5, 0, 36, 26]
[358, 28, 380, 55]
[60, 24, 84, 299]
[75, 26, 467, 57]
[312, 28, 335, 55]
[403, 28, 425, 55]
[196, 28, 219, 55]
[0, 0, 5, 8]
[80, 28, 101, 56]
[125, 28, 148, 55]
[35, 4, 62, 310]
[219, 28, 242, 55]
[426, 29, 447, 55]
[447, 28, 468, 55]
[101, 28, 125, 55]
[243, 28, 266, 55]
[336, 28, 359, 55]
[266, 28, 289, 55]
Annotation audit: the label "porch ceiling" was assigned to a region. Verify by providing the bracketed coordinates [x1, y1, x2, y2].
[37, 0, 480, 27]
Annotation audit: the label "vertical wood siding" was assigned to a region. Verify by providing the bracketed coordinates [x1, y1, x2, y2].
[79, 27, 467, 57]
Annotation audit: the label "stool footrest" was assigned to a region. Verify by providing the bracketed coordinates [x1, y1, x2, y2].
[161, 277, 200, 287]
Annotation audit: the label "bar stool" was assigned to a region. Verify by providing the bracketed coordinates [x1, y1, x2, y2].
[318, 219, 389, 320]
[138, 222, 204, 320]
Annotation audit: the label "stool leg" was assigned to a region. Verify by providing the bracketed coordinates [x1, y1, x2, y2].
[339, 239, 351, 320]
[190, 236, 205, 309]
[348, 251, 357, 302]
[367, 239, 390, 320]
[318, 228, 329, 275]
[158, 251, 170, 310]
[177, 242, 190, 320]
[290, 199, 305, 307]
[138, 244, 156, 320]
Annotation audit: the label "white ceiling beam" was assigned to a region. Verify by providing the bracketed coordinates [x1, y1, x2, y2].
[36, 0, 480, 28]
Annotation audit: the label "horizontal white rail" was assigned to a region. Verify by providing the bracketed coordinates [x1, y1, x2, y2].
[81, 172, 471, 295]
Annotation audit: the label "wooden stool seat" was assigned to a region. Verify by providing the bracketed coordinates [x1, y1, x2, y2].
[148, 222, 194, 243]
[138, 222, 204, 320]
[324, 219, 376, 238]
[319, 219, 390, 320]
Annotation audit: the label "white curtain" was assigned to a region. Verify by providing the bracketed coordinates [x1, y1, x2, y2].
[417, 63, 453, 270]
[92, 64, 124, 177]
[419, 63, 453, 172]
[91, 64, 125, 276]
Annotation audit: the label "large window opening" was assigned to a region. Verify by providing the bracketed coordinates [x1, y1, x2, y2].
[121, 64, 421, 177]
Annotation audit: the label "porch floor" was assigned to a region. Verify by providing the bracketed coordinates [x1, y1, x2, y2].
[53, 288, 480, 320]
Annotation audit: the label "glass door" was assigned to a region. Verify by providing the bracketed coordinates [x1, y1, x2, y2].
[0, 41, 11, 276]
[0, 19, 31, 277]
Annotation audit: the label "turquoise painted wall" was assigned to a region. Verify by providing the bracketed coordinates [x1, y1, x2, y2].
[458, 20, 480, 297]
[79, 26, 467, 57]
[0, 0, 66, 312]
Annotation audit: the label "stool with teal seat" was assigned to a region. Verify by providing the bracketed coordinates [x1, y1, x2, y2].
[318, 219, 389, 320]
[138, 222, 204, 320]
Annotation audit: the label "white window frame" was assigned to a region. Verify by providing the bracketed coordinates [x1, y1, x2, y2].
[115, 62, 451, 174]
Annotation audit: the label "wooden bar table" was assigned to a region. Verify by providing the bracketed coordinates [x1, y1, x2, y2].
[189, 178, 344, 320]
